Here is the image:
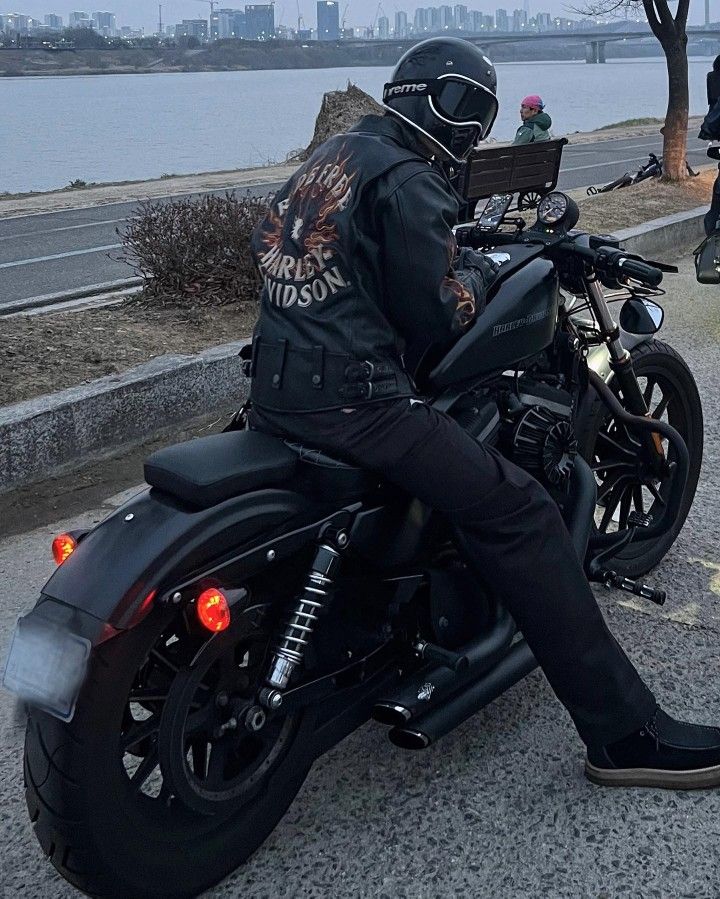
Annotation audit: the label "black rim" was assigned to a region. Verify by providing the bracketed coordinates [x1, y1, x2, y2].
[119, 604, 294, 822]
[590, 369, 690, 552]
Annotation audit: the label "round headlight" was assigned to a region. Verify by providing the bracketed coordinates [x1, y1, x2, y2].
[537, 192, 569, 225]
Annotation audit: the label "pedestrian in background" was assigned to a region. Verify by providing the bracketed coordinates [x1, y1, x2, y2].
[700, 55, 720, 234]
[512, 95, 552, 145]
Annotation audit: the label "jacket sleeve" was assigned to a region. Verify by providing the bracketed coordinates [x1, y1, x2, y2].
[379, 168, 496, 366]
[513, 125, 533, 145]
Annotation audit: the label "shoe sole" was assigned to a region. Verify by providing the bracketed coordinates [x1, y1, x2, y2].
[585, 759, 720, 790]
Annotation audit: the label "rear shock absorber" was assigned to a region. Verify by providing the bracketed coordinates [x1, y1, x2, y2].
[262, 529, 347, 699]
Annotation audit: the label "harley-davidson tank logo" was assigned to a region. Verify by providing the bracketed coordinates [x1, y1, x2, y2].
[255, 146, 357, 309]
[492, 307, 550, 337]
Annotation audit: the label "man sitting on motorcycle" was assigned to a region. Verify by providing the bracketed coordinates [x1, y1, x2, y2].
[248, 37, 720, 788]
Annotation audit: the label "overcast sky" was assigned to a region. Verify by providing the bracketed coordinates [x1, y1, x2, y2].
[12, 0, 707, 39]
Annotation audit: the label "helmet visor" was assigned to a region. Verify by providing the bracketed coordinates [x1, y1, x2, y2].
[431, 76, 499, 138]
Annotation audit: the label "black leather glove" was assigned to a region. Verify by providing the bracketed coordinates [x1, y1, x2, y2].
[455, 247, 500, 289]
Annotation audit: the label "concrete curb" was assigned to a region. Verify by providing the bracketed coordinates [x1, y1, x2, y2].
[0, 203, 710, 494]
[0, 278, 143, 316]
[615, 206, 706, 258]
[0, 340, 250, 494]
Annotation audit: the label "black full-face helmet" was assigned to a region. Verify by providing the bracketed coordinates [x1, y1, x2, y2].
[382, 37, 498, 164]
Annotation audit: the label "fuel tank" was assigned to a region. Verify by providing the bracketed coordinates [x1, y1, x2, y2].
[430, 257, 559, 389]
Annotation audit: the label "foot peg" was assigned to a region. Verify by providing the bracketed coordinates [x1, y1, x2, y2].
[600, 570, 666, 606]
[413, 640, 469, 673]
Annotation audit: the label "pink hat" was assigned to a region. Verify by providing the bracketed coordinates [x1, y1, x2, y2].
[521, 95, 544, 110]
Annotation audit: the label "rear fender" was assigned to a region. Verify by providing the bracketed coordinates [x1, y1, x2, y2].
[41, 486, 347, 637]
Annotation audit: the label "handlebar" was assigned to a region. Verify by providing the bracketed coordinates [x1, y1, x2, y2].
[557, 241, 663, 288]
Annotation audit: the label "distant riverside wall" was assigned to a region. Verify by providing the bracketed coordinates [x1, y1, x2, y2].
[3, 37, 717, 77]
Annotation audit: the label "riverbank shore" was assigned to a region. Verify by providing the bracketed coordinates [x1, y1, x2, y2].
[0, 118, 705, 219]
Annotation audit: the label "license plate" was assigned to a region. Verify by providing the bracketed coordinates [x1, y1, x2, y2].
[3, 616, 91, 722]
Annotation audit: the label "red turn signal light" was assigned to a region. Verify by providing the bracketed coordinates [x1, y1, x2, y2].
[196, 588, 231, 633]
[52, 533, 77, 565]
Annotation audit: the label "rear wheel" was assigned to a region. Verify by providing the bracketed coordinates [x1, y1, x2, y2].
[24, 602, 313, 898]
[578, 340, 703, 577]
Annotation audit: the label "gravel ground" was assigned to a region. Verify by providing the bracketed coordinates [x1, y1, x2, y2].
[1, 255, 720, 898]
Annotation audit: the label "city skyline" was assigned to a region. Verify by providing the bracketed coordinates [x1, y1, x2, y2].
[4, 0, 709, 38]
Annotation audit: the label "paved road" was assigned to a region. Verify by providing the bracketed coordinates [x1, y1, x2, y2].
[2, 255, 720, 896]
[0, 133, 711, 310]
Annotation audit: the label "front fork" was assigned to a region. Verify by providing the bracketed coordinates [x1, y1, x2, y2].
[585, 276, 665, 476]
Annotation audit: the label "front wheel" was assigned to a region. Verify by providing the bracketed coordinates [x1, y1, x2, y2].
[24, 603, 314, 899]
[578, 339, 704, 578]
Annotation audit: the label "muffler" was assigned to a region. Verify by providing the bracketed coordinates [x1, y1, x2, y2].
[389, 639, 537, 749]
[372, 604, 515, 728]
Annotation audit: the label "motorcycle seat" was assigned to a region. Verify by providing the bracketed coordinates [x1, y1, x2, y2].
[144, 430, 374, 509]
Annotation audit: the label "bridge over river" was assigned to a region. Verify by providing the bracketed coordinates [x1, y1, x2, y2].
[341, 26, 720, 63]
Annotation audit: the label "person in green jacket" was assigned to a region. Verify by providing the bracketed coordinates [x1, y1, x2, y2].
[513, 95, 552, 144]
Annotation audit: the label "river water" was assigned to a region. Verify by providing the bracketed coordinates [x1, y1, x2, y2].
[3, 56, 714, 193]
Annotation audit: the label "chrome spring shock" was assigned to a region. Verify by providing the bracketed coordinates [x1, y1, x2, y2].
[265, 533, 346, 691]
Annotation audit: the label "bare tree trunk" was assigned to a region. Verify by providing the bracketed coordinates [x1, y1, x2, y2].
[660, 38, 690, 181]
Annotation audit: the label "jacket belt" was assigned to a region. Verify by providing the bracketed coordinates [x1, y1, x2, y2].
[248, 339, 414, 411]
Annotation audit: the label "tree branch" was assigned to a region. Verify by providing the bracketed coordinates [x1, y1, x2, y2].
[674, 0, 690, 33]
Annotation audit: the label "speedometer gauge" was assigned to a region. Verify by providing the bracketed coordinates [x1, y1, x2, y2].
[537, 192, 568, 224]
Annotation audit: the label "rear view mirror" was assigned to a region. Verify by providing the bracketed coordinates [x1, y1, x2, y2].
[619, 298, 664, 335]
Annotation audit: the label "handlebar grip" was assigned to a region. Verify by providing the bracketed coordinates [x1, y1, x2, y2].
[617, 256, 663, 287]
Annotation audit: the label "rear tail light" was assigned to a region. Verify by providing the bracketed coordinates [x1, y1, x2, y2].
[196, 588, 231, 632]
[52, 533, 77, 565]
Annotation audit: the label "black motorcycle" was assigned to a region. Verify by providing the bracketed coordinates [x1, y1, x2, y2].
[5, 190, 703, 898]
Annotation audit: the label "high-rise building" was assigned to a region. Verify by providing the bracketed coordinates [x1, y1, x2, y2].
[413, 7, 428, 32]
[176, 18, 209, 40]
[244, 3, 274, 38]
[535, 11, 551, 28]
[495, 7, 508, 30]
[377, 13, 389, 36]
[44, 13, 63, 28]
[1, 12, 30, 32]
[317, 0, 339, 40]
[512, 7, 527, 29]
[69, 11, 94, 27]
[93, 11, 116, 35]
[217, 8, 245, 37]
[394, 10, 407, 36]
[453, 4, 467, 29]
[439, 5, 452, 28]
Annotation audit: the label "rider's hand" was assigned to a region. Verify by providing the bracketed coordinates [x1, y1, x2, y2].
[455, 247, 501, 289]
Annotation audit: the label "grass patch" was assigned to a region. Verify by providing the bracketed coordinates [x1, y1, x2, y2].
[598, 117, 664, 130]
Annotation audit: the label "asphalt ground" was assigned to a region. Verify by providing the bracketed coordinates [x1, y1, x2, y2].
[1, 253, 720, 897]
[0, 132, 711, 311]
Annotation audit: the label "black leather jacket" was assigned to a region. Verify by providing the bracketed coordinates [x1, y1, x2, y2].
[249, 113, 496, 412]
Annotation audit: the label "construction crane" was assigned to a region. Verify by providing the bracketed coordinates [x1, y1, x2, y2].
[367, 1, 383, 38]
[340, 1, 349, 31]
[157, 2, 162, 36]
[295, 0, 305, 35]
[194, 0, 217, 39]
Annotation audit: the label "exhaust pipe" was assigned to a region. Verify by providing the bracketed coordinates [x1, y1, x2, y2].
[389, 639, 537, 750]
[372, 605, 515, 728]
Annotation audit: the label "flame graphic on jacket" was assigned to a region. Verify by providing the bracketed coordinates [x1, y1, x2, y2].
[260, 146, 357, 257]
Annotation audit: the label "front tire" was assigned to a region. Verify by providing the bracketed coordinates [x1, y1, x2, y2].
[24, 608, 314, 899]
[578, 339, 703, 577]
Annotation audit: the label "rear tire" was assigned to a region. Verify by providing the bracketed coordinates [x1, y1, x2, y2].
[24, 610, 314, 899]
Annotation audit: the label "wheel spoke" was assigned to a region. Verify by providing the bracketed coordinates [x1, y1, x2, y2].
[190, 739, 209, 779]
[205, 741, 230, 788]
[647, 481, 667, 508]
[591, 460, 634, 474]
[600, 483, 624, 531]
[121, 715, 161, 751]
[642, 378, 656, 406]
[652, 393, 670, 421]
[150, 648, 179, 675]
[618, 487, 632, 530]
[128, 689, 169, 703]
[597, 429, 636, 459]
[129, 748, 160, 792]
[632, 484, 645, 516]
[185, 704, 215, 735]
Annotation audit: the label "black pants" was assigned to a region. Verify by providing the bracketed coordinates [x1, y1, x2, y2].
[705, 163, 720, 236]
[250, 398, 656, 747]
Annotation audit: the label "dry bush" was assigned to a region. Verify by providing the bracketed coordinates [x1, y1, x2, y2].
[119, 192, 270, 305]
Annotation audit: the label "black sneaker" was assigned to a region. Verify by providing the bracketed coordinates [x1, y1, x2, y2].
[586, 708, 720, 789]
